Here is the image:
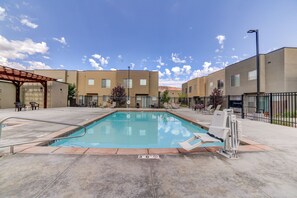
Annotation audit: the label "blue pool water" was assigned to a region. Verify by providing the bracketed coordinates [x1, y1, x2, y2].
[51, 111, 222, 148]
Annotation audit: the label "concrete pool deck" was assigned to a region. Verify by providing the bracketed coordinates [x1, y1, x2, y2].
[0, 107, 297, 197]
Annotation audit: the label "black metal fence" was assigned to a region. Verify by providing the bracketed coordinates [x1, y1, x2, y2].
[243, 93, 297, 127]
[71, 92, 297, 128]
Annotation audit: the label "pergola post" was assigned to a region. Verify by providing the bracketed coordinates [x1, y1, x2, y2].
[41, 81, 48, 109]
[12, 81, 24, 103]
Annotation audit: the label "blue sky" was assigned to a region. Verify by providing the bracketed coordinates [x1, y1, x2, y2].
[1, 0, 297, 87]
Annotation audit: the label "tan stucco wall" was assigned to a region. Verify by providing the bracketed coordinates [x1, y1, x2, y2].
[148, 71, 159, 97]
[206, 69, 225, 96]
[66, 70, 78, 86]
[0, 81, 16, 108]
[32, 70, 67, 82]
[187, 77, 207, 97]
[77, 71, 117, 96]
[284, 48, 297, 92]
[182, 83, 188, 96]
[48, 81, 68, 108]
[225, 55, 266, 95]
[22, 81, 67, 108]
[265, 49, 285, 93]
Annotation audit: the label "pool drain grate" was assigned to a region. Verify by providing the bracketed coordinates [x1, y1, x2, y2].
[138, 155, 160, 159]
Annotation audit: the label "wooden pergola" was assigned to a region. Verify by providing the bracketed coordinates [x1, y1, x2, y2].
[0, 65, 56, 108]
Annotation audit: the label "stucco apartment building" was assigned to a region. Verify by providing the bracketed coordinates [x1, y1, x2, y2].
[32, 69, 159, 108]
[182, 47, 297, 104]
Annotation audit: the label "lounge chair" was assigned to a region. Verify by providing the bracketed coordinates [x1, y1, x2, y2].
[111, 102, 116, 108]
[179, 109, 242, 159]
[171, 103, 180, 109]
[163, 102, 172, 109]
[202, 105, 213, 114]
[101, 101, 107, 108]
[210, 104, 222, 114]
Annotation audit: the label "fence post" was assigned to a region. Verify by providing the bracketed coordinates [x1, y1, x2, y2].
[269, 93, 273, 124]
[227, 95, 230, 108]
[241, 94, 244, 119]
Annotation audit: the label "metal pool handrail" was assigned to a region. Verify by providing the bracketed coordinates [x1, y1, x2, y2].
[0, 117, 87, 154]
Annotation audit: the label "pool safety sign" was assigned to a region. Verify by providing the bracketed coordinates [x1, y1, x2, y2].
[138, 155, 160, 159]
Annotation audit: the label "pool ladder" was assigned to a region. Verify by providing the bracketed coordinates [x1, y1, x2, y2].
[0, 117, 87, 154]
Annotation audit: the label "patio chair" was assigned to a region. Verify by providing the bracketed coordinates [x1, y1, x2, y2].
[201, 105, 213, 114]
[14, 102, 25, 111]
[29, 102, 39, 110]
[179, 109, 242, 159]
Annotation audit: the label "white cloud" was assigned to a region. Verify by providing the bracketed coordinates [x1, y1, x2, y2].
[190, 61, 221, 79]
[92, 53, 109, 66]
[130, 62, 135, 69]
[60, 64, 64, 68]
[171, 66, 182, 76]
[156, 65, 161, 69]
[216, 35, 225, 45]
[231, 55, 238, 59]
[216, 35, 226, 49]
[215, 49, 220, 53]
[43, 56, 50, 59]
[53, 37, 67, 45]
[159, 79, 184, 88]
[110, 68, 117, 71]
[183, 65, 191, 74]
[0, 6, 7, 21]
[158, 71, 164, 78]
[156, 56, 165, 66]
[143, 67, 147, 70]
[0, 57, 26, 70]
[20, 18, 38, 29]
[171, 53, 186, 64]
[81, 55, 87, 64]
[165, 68, 171, 76]
[171, 65, 192, 76]
[26, 61, 51, 70]
[118, 54, 123, 62]
[243, 35, 248, 39]
[89, 58, 103, 70]
[0, 35, 48, 60]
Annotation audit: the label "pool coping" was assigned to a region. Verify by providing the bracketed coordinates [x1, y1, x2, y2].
[4, 109, 274, 156]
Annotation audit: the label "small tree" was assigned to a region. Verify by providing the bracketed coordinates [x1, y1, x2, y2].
[209, 88, 223, 108]
[110, 85, 127, 107]
[160, 90, 171, 104]
[68, 84, 77, 107]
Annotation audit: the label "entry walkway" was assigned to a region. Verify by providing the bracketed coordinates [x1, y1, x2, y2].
[0, 107, 297, 197]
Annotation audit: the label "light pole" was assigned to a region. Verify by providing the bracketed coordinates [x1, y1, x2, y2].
[247, 29, 260, 113]
[127, 66, 130, 107]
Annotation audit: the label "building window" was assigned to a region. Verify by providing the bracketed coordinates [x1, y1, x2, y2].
[103, 95, 109, 102]
[140, 79, 147, 86]
[248, 70, 257, 80]
[152, 97, 157, 101]
[123, 79, 132, 88]
[189, 86, 192, 93]
[88, 79, 94, 85]
[217, 80, 224, 89]
[231, 74, 240, 87]
[101, 79, 111, 88]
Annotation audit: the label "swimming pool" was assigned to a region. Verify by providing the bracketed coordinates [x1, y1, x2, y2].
[51, 111, 223, 148]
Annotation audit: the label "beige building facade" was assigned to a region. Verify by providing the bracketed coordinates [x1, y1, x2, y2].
[31, 69, 159, 108]
[182, 47, 297, 100]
